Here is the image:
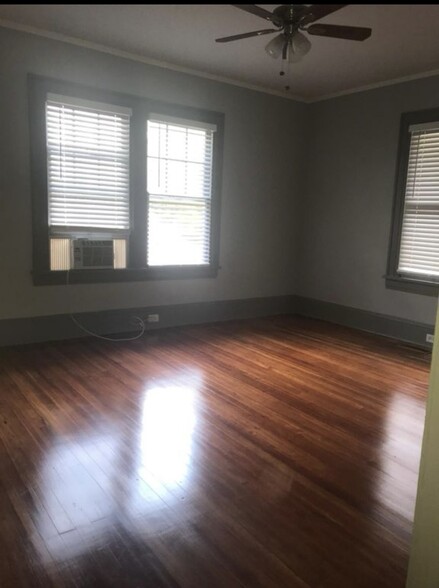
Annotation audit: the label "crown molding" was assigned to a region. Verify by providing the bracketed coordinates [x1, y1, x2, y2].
[308, 67, 439, 103]
[3, 17, 439, 105]
[0, 19, 305, 103]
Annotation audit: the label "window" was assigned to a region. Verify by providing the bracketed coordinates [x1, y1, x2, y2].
[46, 95, 131, 270]
[29, 75, 223, 285]
[146, 115, 215, 267]
[387, 109, 439, 295]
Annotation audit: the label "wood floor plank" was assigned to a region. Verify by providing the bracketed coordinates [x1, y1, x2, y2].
[0, 316, 430, 587]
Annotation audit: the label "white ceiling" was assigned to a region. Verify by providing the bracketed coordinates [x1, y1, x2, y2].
[2, 4, 439, 101]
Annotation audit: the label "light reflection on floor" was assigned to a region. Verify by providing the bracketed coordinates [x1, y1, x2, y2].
[376, 392, 426, 521]
[139, 378, 198, 487]
[34, 372, 200, 563]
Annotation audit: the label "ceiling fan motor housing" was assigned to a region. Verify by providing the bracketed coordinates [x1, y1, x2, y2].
[273, 4, 307, 29]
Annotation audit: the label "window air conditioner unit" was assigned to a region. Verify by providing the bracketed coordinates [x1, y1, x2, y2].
[72, 239, 114, 269]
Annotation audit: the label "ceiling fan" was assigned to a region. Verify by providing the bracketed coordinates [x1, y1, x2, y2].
[216, 5, 372, 86]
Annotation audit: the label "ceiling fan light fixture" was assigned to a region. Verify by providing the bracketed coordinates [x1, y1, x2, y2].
[264, 33, 285, 59]
[292, 31, 312, 57]
[288, 45, 303, 64]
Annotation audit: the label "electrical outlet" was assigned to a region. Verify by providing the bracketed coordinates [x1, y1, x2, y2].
[147, 313, 159, 323]
[426, 334, 434, 344]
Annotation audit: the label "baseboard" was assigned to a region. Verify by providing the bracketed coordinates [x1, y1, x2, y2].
[294, 295, 434, 349]
[0, 295, 296, 347]
[0, 294, 434, 349]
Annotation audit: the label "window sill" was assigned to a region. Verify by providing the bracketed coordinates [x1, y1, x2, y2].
[385, 274, 439, 297]
[33, 265, 219, 286]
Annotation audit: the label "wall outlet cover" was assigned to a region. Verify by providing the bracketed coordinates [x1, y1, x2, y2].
[426, 334, 434, 344]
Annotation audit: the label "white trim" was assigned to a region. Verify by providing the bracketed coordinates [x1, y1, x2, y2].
[149, 113, 217, 132]
[47, 93, 132, 116]
[0, 19, 303, 103]
[310, 68, 439, 103]
[3, 18, 439, 105]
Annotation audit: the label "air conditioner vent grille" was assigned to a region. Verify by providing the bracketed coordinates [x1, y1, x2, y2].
[73, 239, 114, 269]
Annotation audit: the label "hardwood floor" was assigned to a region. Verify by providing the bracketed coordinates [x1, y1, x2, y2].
[0, 315, 431, 588]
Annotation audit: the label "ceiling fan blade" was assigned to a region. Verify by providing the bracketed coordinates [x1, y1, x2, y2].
[303, 5, 348, 23]
[232, 5, 275, 22]
[216, 29, 278, 43]
[307, 24, 372, 41]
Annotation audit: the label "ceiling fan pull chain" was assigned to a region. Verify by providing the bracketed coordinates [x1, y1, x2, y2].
[281, 54, 292, 92]
[280, 38, 288, 76]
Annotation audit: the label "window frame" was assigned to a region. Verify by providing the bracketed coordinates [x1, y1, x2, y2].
[28, 74, 224, 285]
[386, 108, 439, 297]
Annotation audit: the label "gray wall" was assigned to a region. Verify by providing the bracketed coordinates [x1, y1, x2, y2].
[298, 78, 439, 325]
[0, 27, 305, 320]
[0, 26, 437, 329]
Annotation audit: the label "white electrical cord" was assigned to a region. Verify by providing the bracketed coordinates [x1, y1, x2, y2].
[66, 269, 146, 342]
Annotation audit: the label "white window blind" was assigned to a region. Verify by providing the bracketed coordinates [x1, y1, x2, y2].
[398, 122, 439, 280]
[146, 115, 215, 266]
[46, 94, 131, 235]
